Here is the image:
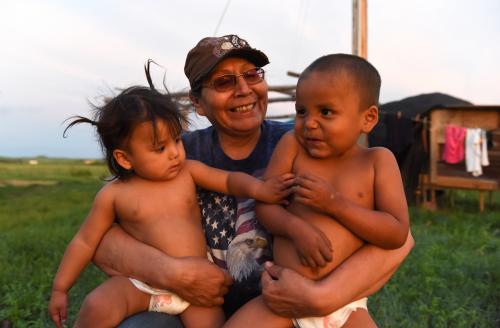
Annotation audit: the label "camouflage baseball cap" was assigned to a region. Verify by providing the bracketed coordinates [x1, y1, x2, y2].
[184, 34, 269, 88]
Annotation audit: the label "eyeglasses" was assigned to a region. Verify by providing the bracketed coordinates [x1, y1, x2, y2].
[204, 67, 265, 92]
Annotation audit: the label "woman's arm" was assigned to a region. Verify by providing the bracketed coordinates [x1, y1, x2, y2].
[261, 231, 415, 317]
[93, 224, 232, 307]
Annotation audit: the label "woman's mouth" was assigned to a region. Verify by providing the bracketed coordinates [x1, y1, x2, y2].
[230, 103, 254, 113]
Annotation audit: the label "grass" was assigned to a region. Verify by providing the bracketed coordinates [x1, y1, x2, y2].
[0, 158, 108, 327]
[371, 198, 499, 327]
[0, 159, 499, 327]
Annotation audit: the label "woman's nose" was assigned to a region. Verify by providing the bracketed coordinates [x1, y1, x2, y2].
[234, 75, 251, 95]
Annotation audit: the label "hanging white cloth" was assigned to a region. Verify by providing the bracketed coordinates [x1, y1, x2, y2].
[480, 129, 490, 167]
[465, 128, 489, 177]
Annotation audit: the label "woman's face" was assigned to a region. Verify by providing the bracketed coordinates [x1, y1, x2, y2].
[193, 57, 268, 137]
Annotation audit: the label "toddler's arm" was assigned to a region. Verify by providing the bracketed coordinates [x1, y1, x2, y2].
[186, 160, 295, 203]
[256, 132, 333, 268]
[256, 202, 333, 268]
[294, 147, 409, 249]
[48, 185, 116, 327]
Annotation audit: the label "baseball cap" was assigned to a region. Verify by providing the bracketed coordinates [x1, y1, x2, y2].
[184, 34, 269, 88]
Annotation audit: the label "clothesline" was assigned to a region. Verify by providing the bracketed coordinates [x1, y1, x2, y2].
[442, 124, 490, 177]
[380, 111, 499, 132]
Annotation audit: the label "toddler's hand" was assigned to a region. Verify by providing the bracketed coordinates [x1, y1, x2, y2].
[294, 174, 339, 214]
[48, 289, 68, 328]
[289, 219, 333, 268]
[258, 173, 295, 204]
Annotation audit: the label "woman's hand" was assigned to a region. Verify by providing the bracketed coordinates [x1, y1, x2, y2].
[170, 257, 233, 307]
[261, 262, 322, 317]
[48, 289, 68, 328]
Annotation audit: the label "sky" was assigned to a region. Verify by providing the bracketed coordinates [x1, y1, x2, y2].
[1, 0, 499, 159]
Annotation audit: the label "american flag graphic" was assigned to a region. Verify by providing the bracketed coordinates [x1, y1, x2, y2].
[198, 189, 264, 269]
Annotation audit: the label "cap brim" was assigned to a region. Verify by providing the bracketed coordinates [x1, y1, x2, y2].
[222, 48, 269, 67]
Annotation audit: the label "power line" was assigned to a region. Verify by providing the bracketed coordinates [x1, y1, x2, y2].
[292, 0, 309, 68]
[213, 0, 232, 36]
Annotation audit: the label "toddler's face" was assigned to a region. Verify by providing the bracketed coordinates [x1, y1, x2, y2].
[124, 120, 186, 181]
[294, 71, 365, 158]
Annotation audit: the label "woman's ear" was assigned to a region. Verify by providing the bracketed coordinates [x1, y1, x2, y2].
[113, 149, 132, 170]
[361, 105, 379, 133]
[189, 91, 206, 116]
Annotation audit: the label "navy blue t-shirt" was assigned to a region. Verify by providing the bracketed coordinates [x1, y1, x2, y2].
[182, 120, 292, 315]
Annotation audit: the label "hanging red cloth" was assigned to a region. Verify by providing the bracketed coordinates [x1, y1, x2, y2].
[442, 124, 466, 164]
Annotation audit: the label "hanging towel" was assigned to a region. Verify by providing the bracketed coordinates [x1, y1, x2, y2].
[442, 124, 466, 164]
[480, 129, 490, 166]
[465, 128, 489, 177]
[466, 128, 482, 176]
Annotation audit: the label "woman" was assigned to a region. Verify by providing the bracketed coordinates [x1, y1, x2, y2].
[94, 34, 414, 327]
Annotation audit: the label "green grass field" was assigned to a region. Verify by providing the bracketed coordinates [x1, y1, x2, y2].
[0, 158, 498, 327]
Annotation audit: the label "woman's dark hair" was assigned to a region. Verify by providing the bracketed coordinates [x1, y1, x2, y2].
[64, 85, 188, 181]
[190, 82, 203, 99]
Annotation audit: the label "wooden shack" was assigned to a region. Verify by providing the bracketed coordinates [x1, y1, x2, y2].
[420, 106, 500, 211]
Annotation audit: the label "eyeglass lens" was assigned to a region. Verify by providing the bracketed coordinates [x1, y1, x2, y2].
[212, 68, 264, 91]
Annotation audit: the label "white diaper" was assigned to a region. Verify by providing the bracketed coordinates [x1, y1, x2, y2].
[292, 298, 368, 328]
[129, 278, 190, 314]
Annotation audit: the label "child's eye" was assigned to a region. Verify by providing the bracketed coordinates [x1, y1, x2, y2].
[175, 137, 182, 144]
[320, 108, 333, 116]
[295, 107, 306, 116]
[156, 145, 165, 152]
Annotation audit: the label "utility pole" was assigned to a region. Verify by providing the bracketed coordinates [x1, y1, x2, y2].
[353, 0, 369, 146]
[352, 0, 367, 59]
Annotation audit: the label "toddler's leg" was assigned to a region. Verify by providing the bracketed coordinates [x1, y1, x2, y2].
[180, 304, 225, 328]
[74, 276, 150, 328]
[224, 296, 293, 328]
[342, 308, 377, 328]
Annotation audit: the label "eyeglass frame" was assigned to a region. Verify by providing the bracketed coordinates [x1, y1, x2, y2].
[202, 67, 265, 92]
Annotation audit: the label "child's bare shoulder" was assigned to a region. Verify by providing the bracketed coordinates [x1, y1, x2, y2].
[184, 159, 203, 171]
[276, 130, 299, 150]
[281, 130, 296, 142]
[94, 180, 122, 203]
[366, 146, 396, 159]
[183, 159, 211, 180]
[364, 147, 398, 168]
[273, 130, 299, 159]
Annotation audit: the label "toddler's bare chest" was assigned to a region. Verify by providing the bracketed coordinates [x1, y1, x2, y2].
[293, 154, 375, 206]
[115, 181, 199, 225]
